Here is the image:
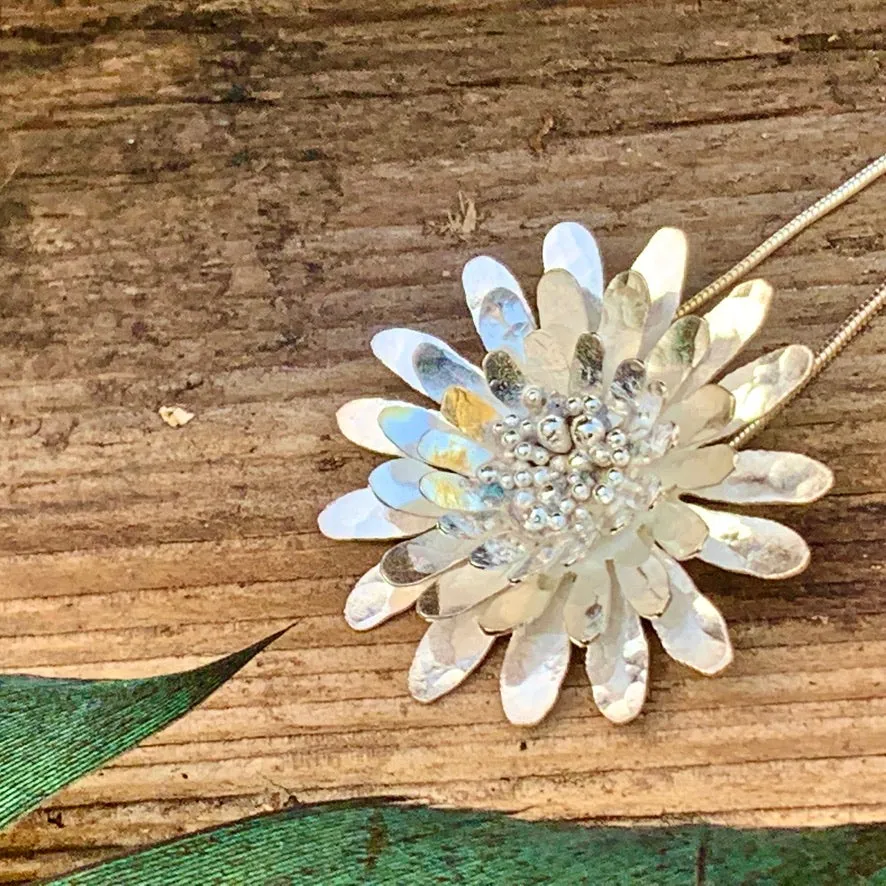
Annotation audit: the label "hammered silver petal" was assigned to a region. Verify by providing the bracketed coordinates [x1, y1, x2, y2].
[631, 227, 687, 356]
[650, 498, 709, 560]
[649, 548, 733, 675]
[537, 268, 594, 360]
[336, 397, 411, 456]
[483, 349, 527, 410]
[542, 221, 605, 318]
[597, 270, 651, 382]
[371, 328, 487, 403]
[500, 591, 571, 725]
[645, 316, 710, 400]
[344, 564, 431, 631]
[694, 449, 834, 505]
[570, 332, 606, 393]
[462, 254, 530, 324]
[420, 471, 504, 513]
[416, 427, 494, 476]
[380, 528, 477, 586]
[665, 383, 735, 447]
[615, 555, 671, 618]
[655, 444, 735, 492]
[611, 358, 647, 401]
[683, 279, 774, 394]
[318, 488, 435, 540]
[563, 560, 611, 644]
[714, 345, 815, 440]
[417, 561, 512, 619]
[689, 504, 811, 579]
[522, 329, 571, 391]
[477, 287, 536, 358]
[408, 609, 496, 702]
[378, 404, 460, 460]
[369, 458, 441, 516]
[470, 535, 527, 569]
[585, 584, 649, 724]
[477, 574, 555, 633]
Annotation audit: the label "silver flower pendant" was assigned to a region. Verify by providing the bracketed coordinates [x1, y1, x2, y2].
[319, 222, 832, 726]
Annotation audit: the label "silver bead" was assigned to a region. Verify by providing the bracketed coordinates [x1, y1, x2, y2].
[492, 421, 505, 434]
[513, 489, 535, 511]
[594, 484, 615, 505]
[531, 446, 550, 465]
[583, 395, 602, 414]
[574, 507, 590, 523]
[568, 452, 589, 470]
[539, 415, 565, 441]
[502, 429, 521, 447]
[559, 498, 576, 515]
[520, 419, 535, 437]
[648, 379, 667, 398]
[572, 417, 605, 447]
[504, 413, 520, 427]
[514, 470, 533, 488]
[548, 512, 567, 532]
[533, 467, 551, 486]
[524, 506, 548, 532]
[611, 448, 631, 467]
[592, 448, 612, 467]
[522, 386, 545, 409]
[538, 484, 558, 504]
[477, 465, 499, 484]
[499, 473, 515, 490]
[607, 429, 627, 448]
[514, 441, 532, 460]
[566, 396, 584, 416]
[607, 469, 624, 486]
[572, 482, 591, 501]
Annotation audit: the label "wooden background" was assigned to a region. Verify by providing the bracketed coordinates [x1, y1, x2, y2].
[1, 0, 885, 880]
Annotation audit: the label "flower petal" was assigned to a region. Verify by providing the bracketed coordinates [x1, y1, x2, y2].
[714, 345, 814, 440]
[478, 574, 555, 633]
[615, 555, 670, 617]
[416, 428, 494, 476]
[483, 349, 527, 410]
[694, 449, 834, 505]
[417, 561, 512, 619]
[689, 504, 811, 579]
[336, 397, 410, 456]
[597, 270, 651, 382]
[378, 403, 459, 460]
[585, 586, 649, 724]
[536, 268, 594, 361]
[655, 444, 735, 492]
[408, 610, 496, 702]
[476, 287, 536, 358]
[664, 383, 735, 447]
[419, 470, 504, 513]
[380, 528, 477, 585]
[371, 328, 487, 403]
[649, 549, 732, 675]
[462, 254, 532, 330]
[500, 593, 572, 725]
[344, 564, 429, 631]
[570, 332, 606, 393]
[650, 498, 709, 559]
[563, 560, 611, 644]
[645, 316, 710, 400]
[631, 227, 687, 356]
[682, 279, 774, 394]
[522, 329, 571, 391]
[542, 221, 605, 320]
[318, 488, 435, 540]
[441, 386, 501, 440]
[369, 459, 442, 516]
[470, 535, 527, 568]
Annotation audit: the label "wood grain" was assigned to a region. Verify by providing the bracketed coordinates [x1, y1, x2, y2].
[1, 0, 885, 879]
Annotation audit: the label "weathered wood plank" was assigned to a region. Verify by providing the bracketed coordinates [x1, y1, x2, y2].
[1, 0, 885, 879]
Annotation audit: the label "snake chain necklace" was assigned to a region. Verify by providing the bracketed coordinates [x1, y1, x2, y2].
[319, 152, 886, 726]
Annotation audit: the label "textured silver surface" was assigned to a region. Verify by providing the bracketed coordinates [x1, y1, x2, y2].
[369, 458, 441, 516]
[597, 270, 650, 381]
[650, 498, 710, 560]
[380, 528, 476, 585]
[646, 315, 709, 399]
[344, 564, 430, 631]
[691, 504, 811, 579]
[542, 221, 605, 316]
[336, 397, 410, 456]
[477, 287, 536, 358]
[694, 449, 833, 504]
[318, 488, 434, 540]
[536, 268, 594, 360]
[631, 227, 686, 356]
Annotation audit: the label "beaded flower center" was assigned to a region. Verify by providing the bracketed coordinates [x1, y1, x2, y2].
[475, 364, 677, 562]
